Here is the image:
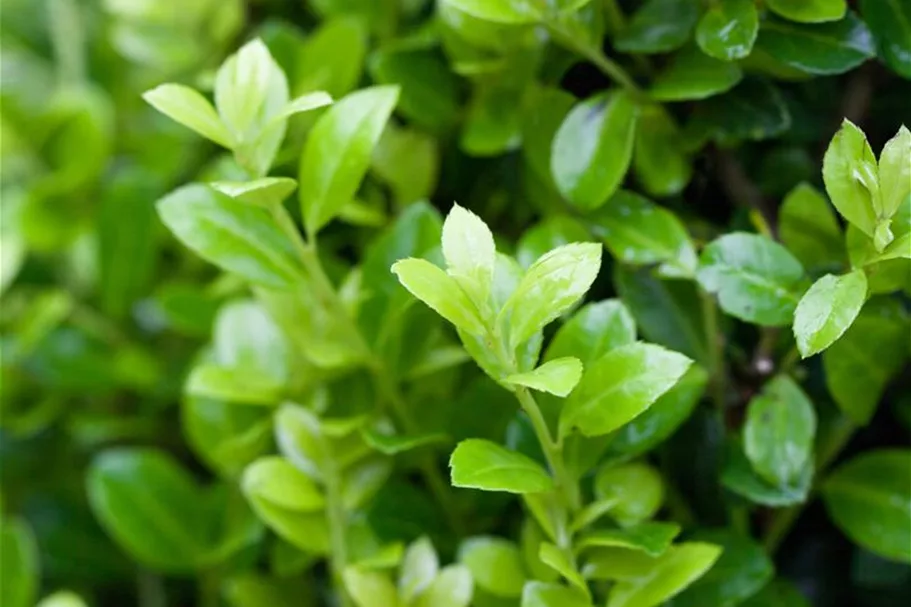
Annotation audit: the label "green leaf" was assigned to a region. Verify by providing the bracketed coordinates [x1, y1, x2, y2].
[721, 440, 812, 507]
[449, 438, 554, 494]
[560, 343, 692, 438]
[441, 0, 546, 24]
[185, 364, 284, 405]
[343, 567, 399, 607]
[584, 547, 664, 581]
[342, 457, 393, 510]
[545, 299, 636, 365]
[539, 543, 588, 594]
[157, 184, 303, 289]
[740, 580, 811, 607]
[35, 591, 89, 607]
[299, 85, 399, 235]
[696, 0, 759, 61]
[371, 123, 439, 206]
[607, 543, 723, 607]
[391, 258, 487, 335]
[517, 216, 591, 269]
[794, 270, 868, 357]
[606, 366, 708, 461]
[297, 17, 367, 98]
[369, 48, 460, 132]
[743, 376, 817, 487]
[210, 177, 297, 209]
[592, 190, 697, 278]
[273, 91, 333, 121]
[413, 565, 474, 607]
[822, 449, 911, 564]
[399, 536, 438, 604]
[551, 91, 639, 210]
[86, 448, 210, 572]
[521, 87, 577, 187]
[822, 119, 879, 237]
[861, 0, 911, 78]
[594, 462, 664, 527]
[442, 203, 496, 308]
[778, 183, 844, 269]
[667, 530, 772, 607]
[650, 47, 743, 101]
[241, 456, 325, 512]
[501, 243, 602, 350]
[522, 581, 591, 607]
[766, 0, 847, 23]
[687, 78, 791, 144]
[577, 522, 681, 557]
[458, 536, 527, 598]
[460, 80, 524, 157]
[506, 357, 583, 397]
[755, 13, 876, 75]
[361, 428, 447, 455]
[614, 266, 710, 366]
[615, 0, 700, 54]
[632, 104, 693, 197]
[822, 299, 909, 424]
[142, 84, 233, 148]
[697, 232, 805, 326]
[878, 125, 911, 221]
[0, 517, 38, 607]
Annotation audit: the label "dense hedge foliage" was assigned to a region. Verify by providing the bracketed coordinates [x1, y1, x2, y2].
[1, 1, 910, 606]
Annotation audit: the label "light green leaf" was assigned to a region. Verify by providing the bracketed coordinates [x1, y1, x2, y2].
[878, 125, 911, 221]
[560, 343, 692, 438]
[794, 270, 867, 357]
[743, 376, 817, 487]
[778, 183, 844, 269]
[441, 0, 546, 24]
[86, 448, 209, 572]
[577, 522, 681, 557]
[506, 357, 583, 397]
[522, 581, 591, 607]
[650, 47, 743, 101]
[607, 543, 723, 607]
[142, 84, 233, 148]
[399, 536, 438, 604]
[35, 591, 88, 607]
[822, 299, 909, 424]
[458, 536, 527, 598]
[449, 438, 554, 494]
[823, 449, 911, 564]
[545, 299, 636, 365]
[0, 517, 38, 607]
[697, 232, 805, 326]
[539, 543, 588, 594]
[157, 184, 303, 289]
[273, 91, 333, 122]
[668, 529, 772, 607]
[823, 119, 879, 237]
[722, 440, 812, 507]
[413, 565, 474, 607]
[210, 177, 297, 209]
[632, 104, 692, 197]
[392, 258, 487, 335]
[185, 364, 284, 405]
[594, 462, 664, 527]
[299, 85, 399, 235]
[344, 567, 399, 607]
[552, 91, 639, 210]
[592, 190, 697, 277]
[214, 39, 283, 140]
[361, 427, 447, 455]
[756, 13, 876, 76]
[297, 17, 367, 98]
[766, 0, 846, 23]
[501, 243, 602, 350]
[274, 403, 330, 482]
[241, 456, 324, 512]
[584, 547, 662, 581]
[615, 0, 699, 54]
[860, 0, 911, 78]
[696, 0, 759, 61]
[442, 203, 496, 307]
[342, 457, 392, 510]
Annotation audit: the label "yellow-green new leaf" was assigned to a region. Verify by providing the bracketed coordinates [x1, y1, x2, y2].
[522, 582, 591, 607]
[560, 343, 692, 438]
[344, 567, 399, 607]
[442, 203, 496, 307]
[392, 258, 487, 335]
[822, 119, 879, 238]
[506, 357, 583, 397]
[143, 84, 233, 148]
[399, 536, 438, 604]
[878, 125, 910, 221]
[449, 439, 554, 494]
[607, 543, 723, 607]
[210, 178, 297, 209]
[793, 270, 867, 358]
[539, 543, 588, 595]
[458, 537, 526, 598]
[413, 565, 474, 607]
[241, 457, 325, 512]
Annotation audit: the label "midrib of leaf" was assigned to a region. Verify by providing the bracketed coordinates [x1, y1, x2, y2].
[763, 21, 869, 54]
[886, 0, 911, 37]
[828, 479, 911, 515]
[726, 266, 801, 304]
[196, 213, 298, 281]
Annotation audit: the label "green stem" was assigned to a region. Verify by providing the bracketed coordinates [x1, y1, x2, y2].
[700, 290, 725, 411]
[325, 461, 352, 607]
[545, 23, 643, 96]
[763, 415, 856, 552]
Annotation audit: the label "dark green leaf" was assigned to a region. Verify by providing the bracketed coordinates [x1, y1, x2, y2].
[0, 517, 38, 607]
[632, 104, 693, 197]
[755, 12, 876, 75]
[296, 17, 367, 98]
[650, 47, 743, 101]
[740, 580, 811, 607]
[696, 0, 759, 61]
[157, 184, 303, 289]
[369, 48, 460, 132]
[823, 449, 911, 564]
[861, 0, 911, 78]
[766, 0, 847, 23]
[778, 183, 844, 269]
[615, 0, 699, 54]
[687, 78, 791, 144]
[722, 440, 812, 506]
